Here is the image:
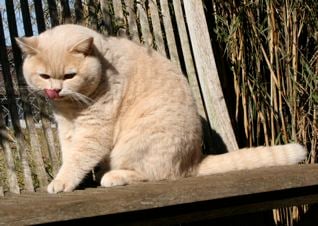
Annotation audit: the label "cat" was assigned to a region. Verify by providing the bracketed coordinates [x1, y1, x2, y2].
[16, 24, 307, 194]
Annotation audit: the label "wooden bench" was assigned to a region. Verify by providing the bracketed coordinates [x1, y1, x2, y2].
[0, 0, 317, 225]
[1, 165, 318, 225]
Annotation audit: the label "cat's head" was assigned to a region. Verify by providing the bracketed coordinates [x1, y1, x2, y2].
[16, 27, 102, 104]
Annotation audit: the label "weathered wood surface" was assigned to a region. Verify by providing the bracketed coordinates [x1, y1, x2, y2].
[0, 10, 34, 192]
[1, 165, 318, 225]
[184, 0, 238, 152]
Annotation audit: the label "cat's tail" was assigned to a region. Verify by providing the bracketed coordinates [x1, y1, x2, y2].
[195, 143, 307, 176]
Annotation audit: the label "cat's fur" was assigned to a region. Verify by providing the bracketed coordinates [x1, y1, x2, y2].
[16, 24, 307, 194]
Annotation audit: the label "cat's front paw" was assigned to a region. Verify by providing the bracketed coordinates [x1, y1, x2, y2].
[47, 179, 77, 194]
[100, 173, 128, 187]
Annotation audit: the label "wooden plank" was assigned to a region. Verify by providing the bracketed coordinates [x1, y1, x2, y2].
[99, 0, 113, 35]
[60, 0, 72, 23]
[183, 0, 238, 152]
[47, 0, 59, 27]
[172, 0, 205, 121]
[0, 9, 34, 192]
[34, 0, 46, 33]
[85, 0, 98, 30]
[148, 0, 166, 55]
[112, 0, 126, 36]
[74, 0, 83, 23]
[0, 186, 3, 197]
[1, 165, 318, 225]
[159, 0, 180, 68]
[0, 109, 20, 194]
[20, 0, 33, 36]
[125, 0, 139, 41]
[6, 0, 48, 188]
[136, 1, 151, 45]
[172, 0, 215, 152]
[112, 0, 124, 22]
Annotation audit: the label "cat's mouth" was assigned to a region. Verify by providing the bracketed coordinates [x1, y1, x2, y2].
[43, 89, 94, 105]
[44, 89, 63, 100]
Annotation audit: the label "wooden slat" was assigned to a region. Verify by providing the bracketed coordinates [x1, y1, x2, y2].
[1, 165, 318, 225]
[6, 1, 48, 188]
[74, 0, 83, 23]
[148, 0, 166, 55]
[20, 0, 33, 36]
[136, 1, 151, 45]
[172, 0, 215, 152]
[47, 0, 59, 27]
[0, 9, 34, 192]
[112, 0, 124, 22]
[172, 0, 205, 120]
[112, 0, 126, 36]
[60, 0, 72, 23]
[99, 0, 113, 35]
[0, 186, 3, 197]
[85, 0, 98, 30]
[159, 0, 180, 68]
[125, 0, 139, 41]
[183, 0, 238, 152]
[34, 0, 46, 33]
[0, 109, 20, 194]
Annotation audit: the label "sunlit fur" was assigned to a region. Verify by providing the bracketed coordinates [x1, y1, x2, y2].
[16, 24, 307, 193]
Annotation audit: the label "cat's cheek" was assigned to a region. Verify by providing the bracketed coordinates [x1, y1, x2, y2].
[23, 73, 43, 91]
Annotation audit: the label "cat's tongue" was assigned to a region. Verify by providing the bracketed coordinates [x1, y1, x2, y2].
[44, 89, 60, 100]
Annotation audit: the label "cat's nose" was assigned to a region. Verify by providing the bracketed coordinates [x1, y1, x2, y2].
[44, 89, 61, 100]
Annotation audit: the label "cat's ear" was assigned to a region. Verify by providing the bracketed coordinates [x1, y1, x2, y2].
[15, 36, 39, 55]
[69, 37, 94, 55]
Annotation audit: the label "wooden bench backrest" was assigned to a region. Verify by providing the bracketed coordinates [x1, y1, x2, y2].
[0, 0, 237, 195]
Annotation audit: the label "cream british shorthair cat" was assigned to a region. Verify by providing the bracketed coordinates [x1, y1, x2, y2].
[16, 24, 306, 193]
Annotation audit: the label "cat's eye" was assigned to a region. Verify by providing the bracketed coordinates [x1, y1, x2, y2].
[63, 73, 76, 80]
[39, 73, 50, 79]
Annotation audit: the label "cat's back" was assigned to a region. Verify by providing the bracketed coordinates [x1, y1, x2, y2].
[110, 35, 200, 133]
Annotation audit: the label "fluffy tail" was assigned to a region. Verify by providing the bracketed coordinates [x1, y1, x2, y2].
[196, 143, 307, 176]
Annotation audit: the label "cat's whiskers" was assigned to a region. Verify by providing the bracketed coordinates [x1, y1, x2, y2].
[62, 89, 95, 106]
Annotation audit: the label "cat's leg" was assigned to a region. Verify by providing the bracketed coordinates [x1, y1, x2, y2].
[100, 169, 146, 187]
[47, 124, 112, 194]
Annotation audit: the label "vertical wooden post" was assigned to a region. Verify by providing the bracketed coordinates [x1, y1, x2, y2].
[183, 0, 238, 151]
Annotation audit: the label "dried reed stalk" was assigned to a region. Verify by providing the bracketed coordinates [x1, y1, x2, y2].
[210, 0, 318, 225]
